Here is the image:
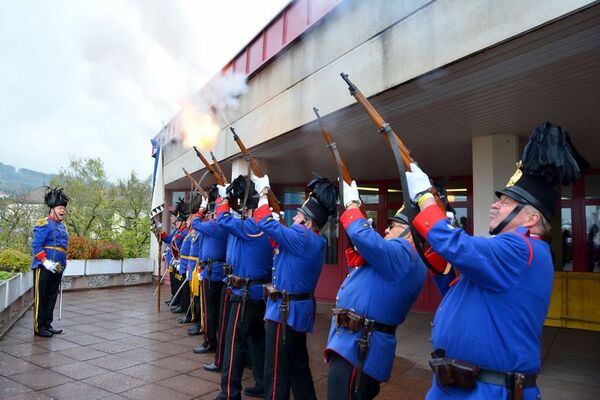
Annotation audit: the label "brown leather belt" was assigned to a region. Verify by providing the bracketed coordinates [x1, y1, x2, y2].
[228, 275, 271, 289]
[332, 307, 397, 335]
[263, 283, 312, 302]
[429, 349, 537, 399]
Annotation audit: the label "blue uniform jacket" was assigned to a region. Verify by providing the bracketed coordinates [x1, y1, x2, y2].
[31, 216, 69, 270]
[216, 202, 273, 301]
[192, 216, 229, 282]
[162, 227, 176, 267]
[178, 229, 198, 280]
[413, 206, 553, 400]
[326, 208, 427, 382]
[254, 204, 325, 333]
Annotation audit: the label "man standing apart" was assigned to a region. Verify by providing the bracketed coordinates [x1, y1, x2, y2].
[325, 180, 427, 399]
[253, 175, 338, 400]
[31, 187, 69, 337]
[406, 122, 588, 399]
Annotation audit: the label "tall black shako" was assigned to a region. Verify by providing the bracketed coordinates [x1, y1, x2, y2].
[227, 175, 260, 210]
[299, 177, 339, 229]
[494, 121, 589, 234]
[44, 187, 69, 209]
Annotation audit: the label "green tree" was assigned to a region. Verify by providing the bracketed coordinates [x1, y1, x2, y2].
[112, 172, 152, 257]
[50, 157, 115, 239]
[0, 191, 44, 254]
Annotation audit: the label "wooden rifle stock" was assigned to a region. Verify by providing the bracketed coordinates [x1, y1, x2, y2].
[193, 146, 226, 186]
[229, 127, 285, 222]
[181, 168, 208, 197]
[340, 73, 446, 211]
[313, 107, 367, 217]
[210, 152, 228, 185]
[313, 108, 353, 185]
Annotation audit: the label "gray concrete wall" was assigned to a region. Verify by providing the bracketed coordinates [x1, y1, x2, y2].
[163, 0, 593, 185]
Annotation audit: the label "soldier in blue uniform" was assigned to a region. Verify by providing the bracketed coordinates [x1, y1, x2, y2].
[192, 186, 229, 354]
[214, 175, 274, 400]
[160, 212, 178, 305]
[325, 180, 427, 400]
[253, 175, 338, 400]
[405, 122, 588, 400]
[31, 187, 70, 337]
[177, 196, 201, 324]
[170, 199, 190, 313]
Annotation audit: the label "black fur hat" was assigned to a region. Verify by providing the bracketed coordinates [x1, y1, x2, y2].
[496, 121, 589, 221]
[227, 175, 259, 210]
[206, 184, 220, 213]
[173, 197, 190, 221]
[44, 187, 69, 209]
[298, 178, 339, 229]
[189, 192, 202, 214]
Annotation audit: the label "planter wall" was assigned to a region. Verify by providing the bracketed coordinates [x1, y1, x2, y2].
[0, 271, 34, 337]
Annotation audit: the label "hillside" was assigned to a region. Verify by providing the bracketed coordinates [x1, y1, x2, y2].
[0, 162, 54, 194]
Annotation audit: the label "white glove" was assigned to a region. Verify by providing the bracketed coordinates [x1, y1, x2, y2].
[343, 180, 360, 208]
[42, 259, 57, 273]
[217, 184, 229, 198]
[200, 196, 208, 210]
[252, 174, 270, 195]
[271, 211, 281, 222]
[155, 221, 163, 229]
[405, 163, 432, 202]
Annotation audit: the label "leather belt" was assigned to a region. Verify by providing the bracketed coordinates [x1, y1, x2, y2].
[478, 368, 537, 388]
[228, 275, 270, 289]
[43, 245, 66, 253]
[263, 283, 312, 302]
[332, 307, 397, 335]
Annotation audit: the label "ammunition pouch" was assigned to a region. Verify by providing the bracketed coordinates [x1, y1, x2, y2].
[429, 349, 537, 399]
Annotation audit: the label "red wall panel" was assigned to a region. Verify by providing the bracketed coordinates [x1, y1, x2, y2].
[264, 17, 285, 60]
[247, 33, 265, 74]
[285, 0, 309, 43]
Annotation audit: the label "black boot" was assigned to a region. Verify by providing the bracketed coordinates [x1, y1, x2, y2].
[47, 325, 63, 334]
[187, 326, 201, 336]
[243, 385, 265, 398]
[203, 362, 221, 372]
[193, 343, 215, 354]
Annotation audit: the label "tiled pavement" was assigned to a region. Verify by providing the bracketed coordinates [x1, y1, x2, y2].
[1, 285, 599, 399]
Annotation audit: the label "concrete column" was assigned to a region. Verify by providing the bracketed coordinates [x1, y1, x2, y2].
[230, 157, 269, 181]
[471, 134, 519, 236]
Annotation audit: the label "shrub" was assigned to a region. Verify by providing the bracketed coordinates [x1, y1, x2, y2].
[0, 271, 17, 281]
[0, 248, 31, 273]
[67, 236, 91, 259]
[95, 241, 124, 260]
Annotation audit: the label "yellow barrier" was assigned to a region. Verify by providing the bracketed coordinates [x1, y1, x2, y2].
[545, 272, 600, 331]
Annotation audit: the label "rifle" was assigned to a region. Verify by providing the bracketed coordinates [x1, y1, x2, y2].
[193, 146, 227, 186]
[229, 127, 285, 224]
[182, 168, 208, 197]
[313, 107, 366, 215]
[340, 72, 451, 275]
[210, 152, 228, 186]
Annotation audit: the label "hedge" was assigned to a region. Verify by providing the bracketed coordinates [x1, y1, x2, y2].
[0, 249, 31, 273]
[68, 237, 124, 260]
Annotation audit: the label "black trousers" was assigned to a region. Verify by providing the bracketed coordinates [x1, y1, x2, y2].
[216, 298, 266, 400]
[203, 280, 224, 348]
[263, 320, 317, 400]
[213, 286, 232, 368]
[193, 295, 201, 328]
[178, 280, 190, 313]
[170, 271, 182, 306]
[327, 352, 381, 400]
[33, 267, 62, 333]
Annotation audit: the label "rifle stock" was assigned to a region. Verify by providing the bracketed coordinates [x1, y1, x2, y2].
[210, 152, 229, 185]
[229, 127, 285, 222]
[313, 107, 366, 216]
[340, 73, 446, 211]
[193, 146, 226, 186]
[182, 168, 208, 197]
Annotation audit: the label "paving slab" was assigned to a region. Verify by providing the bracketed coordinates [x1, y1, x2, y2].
[0, 284, 597, 399]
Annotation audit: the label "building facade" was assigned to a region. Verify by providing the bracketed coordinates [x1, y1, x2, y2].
[153, 0, 600, 330]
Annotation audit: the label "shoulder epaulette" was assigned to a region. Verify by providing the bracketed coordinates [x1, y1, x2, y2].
[36, 217, 49, 227]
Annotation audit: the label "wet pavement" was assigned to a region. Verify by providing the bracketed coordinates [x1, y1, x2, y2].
[0, 285, 599, 399]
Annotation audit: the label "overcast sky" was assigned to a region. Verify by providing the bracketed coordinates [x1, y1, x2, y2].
[0, 0, 289, 181]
